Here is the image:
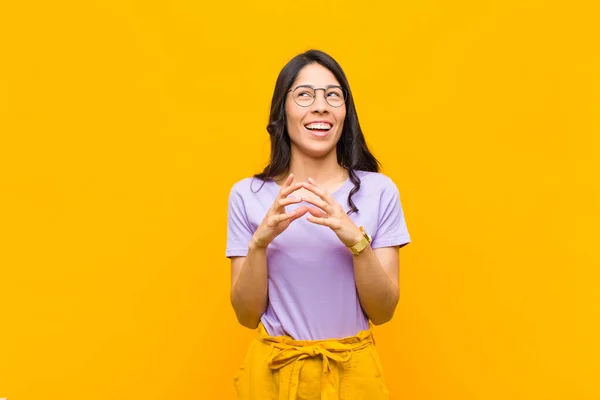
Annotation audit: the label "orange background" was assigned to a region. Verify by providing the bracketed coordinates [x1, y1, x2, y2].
[1, 0, 599, 399]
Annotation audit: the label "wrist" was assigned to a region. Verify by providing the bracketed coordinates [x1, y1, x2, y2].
[347, 226, 372, 255]
[249, 236, 268, 251]
[349, 230, 365, 246]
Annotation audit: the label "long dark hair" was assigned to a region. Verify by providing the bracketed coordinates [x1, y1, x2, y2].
[253, 49, 380, 214]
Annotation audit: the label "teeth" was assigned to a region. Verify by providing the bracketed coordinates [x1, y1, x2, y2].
[305, 123, 332, 130]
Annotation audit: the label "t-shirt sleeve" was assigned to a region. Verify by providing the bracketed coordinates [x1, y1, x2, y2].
[370, 181, 411, 249]
[225, 185, 254, 258]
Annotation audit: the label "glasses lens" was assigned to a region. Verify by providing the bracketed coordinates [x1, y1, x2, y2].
[291, 86, 347, 107]
[325, 87, 346, 107]
[292, 86, 315, 106]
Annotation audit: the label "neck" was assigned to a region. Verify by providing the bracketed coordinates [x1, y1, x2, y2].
[279, 148, 348, 186]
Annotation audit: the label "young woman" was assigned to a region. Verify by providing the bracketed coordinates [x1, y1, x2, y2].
[226, 49, 411, 399]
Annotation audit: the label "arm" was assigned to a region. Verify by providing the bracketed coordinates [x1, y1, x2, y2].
[229, 240, 268, 329]
[301, 177, 409, 326]
[352, 245, 400, 325]
[227, 174, 307, 329]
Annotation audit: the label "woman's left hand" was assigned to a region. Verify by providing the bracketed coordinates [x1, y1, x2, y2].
[301, 177, 364, 247]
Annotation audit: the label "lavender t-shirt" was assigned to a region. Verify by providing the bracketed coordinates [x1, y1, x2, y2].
[226, 170, 411, 340]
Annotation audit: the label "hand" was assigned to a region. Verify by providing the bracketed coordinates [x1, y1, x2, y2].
[301, 177, 364, 247]
[251, 173, 309, 249]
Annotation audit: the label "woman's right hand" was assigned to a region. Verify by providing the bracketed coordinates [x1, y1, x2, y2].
[250, 173, 308, 249]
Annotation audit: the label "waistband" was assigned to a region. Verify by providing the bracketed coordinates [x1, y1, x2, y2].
[256, 323, 375, 400]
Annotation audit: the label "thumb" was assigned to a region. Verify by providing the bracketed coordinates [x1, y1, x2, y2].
[290, 205, 309, 220]
[307, 207, 327, 218]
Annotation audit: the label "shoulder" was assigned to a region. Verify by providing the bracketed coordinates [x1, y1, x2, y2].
[229, 176, 272, 198]
[353, 170, 399, 193]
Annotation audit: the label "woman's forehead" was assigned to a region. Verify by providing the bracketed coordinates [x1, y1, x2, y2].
[293, 63, 340, 87]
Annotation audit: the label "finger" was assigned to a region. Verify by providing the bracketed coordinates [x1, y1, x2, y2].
[272, 210, 298, 224]
[284, 173, 294, 186]
[307, 206, 328, 218]
[279, 180, 304, 198]
[268, 193, 301, 217]
[288, 205, 309, 222]
[302, 178, 334, 204]
[301, 195, 334, 215]
[281, 173, 296, 192]
[276, 196, 303, 209]
[306, 215, 331, 227]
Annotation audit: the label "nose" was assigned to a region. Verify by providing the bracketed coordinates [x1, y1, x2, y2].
[311, 89, 329, 113]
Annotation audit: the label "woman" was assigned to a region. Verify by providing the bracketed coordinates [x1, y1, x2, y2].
[226, 49, 411, 399]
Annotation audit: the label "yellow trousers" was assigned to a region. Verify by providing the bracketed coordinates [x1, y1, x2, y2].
[234, 323, 390, 400]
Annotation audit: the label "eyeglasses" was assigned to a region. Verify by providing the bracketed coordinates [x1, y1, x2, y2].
[287, 85, 347, 108]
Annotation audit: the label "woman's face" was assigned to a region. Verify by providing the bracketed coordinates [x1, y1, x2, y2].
[285, 63, 346, 159]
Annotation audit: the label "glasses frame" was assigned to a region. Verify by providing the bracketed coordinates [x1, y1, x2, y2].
[287, 84, 347, 108]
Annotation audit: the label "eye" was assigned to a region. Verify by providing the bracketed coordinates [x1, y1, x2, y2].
[296, 90, 313, 97]
[327, 88, 343, 98]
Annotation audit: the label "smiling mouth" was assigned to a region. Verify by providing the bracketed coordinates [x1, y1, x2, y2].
[304, 122, 332, 133]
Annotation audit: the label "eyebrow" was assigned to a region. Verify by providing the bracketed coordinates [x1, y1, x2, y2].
[294, 84, 343, 88]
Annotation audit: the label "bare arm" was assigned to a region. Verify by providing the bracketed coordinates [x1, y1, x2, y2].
[229, 240, 268, 329]
[352, 246, 400, 325]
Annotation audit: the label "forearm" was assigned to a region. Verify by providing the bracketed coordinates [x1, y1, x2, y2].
[230, 240, 269, 329]
[353, 246, 399, 325]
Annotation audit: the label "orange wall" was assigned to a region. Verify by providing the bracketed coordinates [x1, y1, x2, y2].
[1, 0, 599, 399]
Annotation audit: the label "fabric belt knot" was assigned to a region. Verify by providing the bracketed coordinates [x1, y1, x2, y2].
[256, 323, 374, 400]
[267, 342, 352, 400]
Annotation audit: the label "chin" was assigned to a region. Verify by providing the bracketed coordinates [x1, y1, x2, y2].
[297, 144, 338, 159]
